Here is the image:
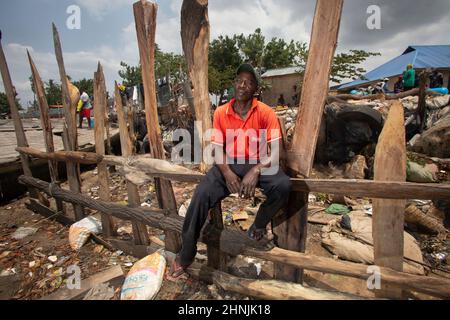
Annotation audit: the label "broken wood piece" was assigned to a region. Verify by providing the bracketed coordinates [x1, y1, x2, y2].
[405, 204, 448, 238]
[40, 265, 124, 300]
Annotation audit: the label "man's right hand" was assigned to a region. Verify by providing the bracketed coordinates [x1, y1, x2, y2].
[222, 168, 241, 194]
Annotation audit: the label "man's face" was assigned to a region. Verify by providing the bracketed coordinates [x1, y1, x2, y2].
[234, 71, 257, 102]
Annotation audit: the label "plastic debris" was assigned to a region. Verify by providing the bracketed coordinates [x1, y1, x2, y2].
[11, 227, 38, 240]
[69, 216, 102, 251]
[325, 204, 350, 215]
[120, 251, 166, 300]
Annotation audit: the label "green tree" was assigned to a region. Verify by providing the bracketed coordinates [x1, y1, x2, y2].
[45, 79, 62, 106]
[0, 92, 22, 115]
[330, 50, 381, 83]
[262, 38, 298, 70]
[118, 61, 142, 87]
[236, 28, 265, 69]
[72, 78, 94, 96]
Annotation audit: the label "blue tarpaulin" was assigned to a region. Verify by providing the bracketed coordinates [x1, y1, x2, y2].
[338, 45, 450, 90]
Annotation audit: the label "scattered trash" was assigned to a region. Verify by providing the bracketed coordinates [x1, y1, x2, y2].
[48, 256, 58, 263]
[325, 204, 350, 215]
[11, 227, 38, 240]
[232, 209, 248, 221]
[0, 251, 11, 259]
[120, 251, 166, 300]
[69, 216, 102, 251]
[308, 194, 317, 203]
[178, 199, 191, 218]
[223, 212, 233, 226]
[28, 261, 36, 268]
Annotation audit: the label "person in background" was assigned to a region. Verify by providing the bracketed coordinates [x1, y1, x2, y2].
[429, 69, 444, 89]
[277, 94, 286, 106]
[78, 92, 93, 129]
[394, 76, 404, 93]
[403, 64, 415, 91]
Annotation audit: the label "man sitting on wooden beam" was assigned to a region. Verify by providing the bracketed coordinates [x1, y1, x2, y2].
[168, 64, 291, 280]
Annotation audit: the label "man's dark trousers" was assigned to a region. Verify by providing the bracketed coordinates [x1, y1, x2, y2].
[179, 163, 291, 266]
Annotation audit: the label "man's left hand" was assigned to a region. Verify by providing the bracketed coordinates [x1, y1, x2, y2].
[240, 166, 260, 199]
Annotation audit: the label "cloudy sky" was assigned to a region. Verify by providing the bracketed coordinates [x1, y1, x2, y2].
[1, 0, 449, 106]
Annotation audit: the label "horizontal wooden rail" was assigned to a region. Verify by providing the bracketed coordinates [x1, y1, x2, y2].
[18, 175, 450, 298]
[16, 147, 450, 200]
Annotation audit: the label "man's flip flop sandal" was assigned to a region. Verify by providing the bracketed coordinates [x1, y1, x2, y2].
[166, 259, 189, 282]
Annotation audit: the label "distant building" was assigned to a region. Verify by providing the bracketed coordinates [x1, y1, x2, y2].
[261, 66, 303, 107]
[337, 45, 450, 92]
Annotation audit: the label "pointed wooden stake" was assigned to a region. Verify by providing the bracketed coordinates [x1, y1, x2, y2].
[181, 0, 212, 172]
[27, 50, 65, 213]
[0, 30, 47, 204]
[93, 63, 116, 237]
[115, 82, 149, 245]
[273, 0, 344, 283]
[372, 101, 406, 299]
[133, 0, 181, 252]
[52, 23, 85, 220]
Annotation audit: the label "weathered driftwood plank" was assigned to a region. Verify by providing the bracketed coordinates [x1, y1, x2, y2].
[93, 63, 115, 237]
[115, 82, 149, 245]
[18, 175, 450, 299]
[133, 0, 180, 252]
[372, 101, 406, 298]
[181, 0, 212, 172]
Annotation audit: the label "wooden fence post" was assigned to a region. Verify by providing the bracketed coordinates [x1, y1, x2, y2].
[52, 23, 85, 221]
[0, 30, 47, 205]
[93, 63, 116, 237]
[181, 0, 212, 173]
[133, 0, 181, 252]
[27, 51, 65, 213]
[115, 82, 150, 245]
[372, 101, 406, 299]
[273, 0, 344, 283]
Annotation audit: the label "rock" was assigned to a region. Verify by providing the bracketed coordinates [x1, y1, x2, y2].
[11, 227, 38, 240]
[410, 118, 450, 158]
[344, 155, 367, 179]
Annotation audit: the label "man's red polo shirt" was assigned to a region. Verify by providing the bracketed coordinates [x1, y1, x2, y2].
[211, 98, 281, 161]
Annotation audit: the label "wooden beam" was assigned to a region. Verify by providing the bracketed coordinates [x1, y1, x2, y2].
[0, 31, 46, 204]
[27, 51, 65, 214]
[40, 265, 124, 300]
[181, 0, 212, 173]
[133, 0, 181, 252]
[18, 175, 450, 298]
[52, 23, 85, 221]
[275, 0, 344, 283]
[93, 63, 116, 237]
[187, 262, 368, 300]
[207, 203, 228, 271]
[372, 101, 406, 298]
[115, 82, 149, 245]
[16, 147, 103, 164]
[15, 147, 450, 201]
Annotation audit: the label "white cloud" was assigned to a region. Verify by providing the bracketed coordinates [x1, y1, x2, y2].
[75, 0, 135, 19]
